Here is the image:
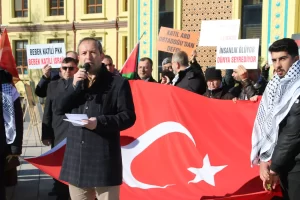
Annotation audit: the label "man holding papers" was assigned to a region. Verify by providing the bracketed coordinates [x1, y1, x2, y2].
[54, 37, 136, 200]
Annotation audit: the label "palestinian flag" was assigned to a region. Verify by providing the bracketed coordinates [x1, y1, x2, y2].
[120, 42, 139, 79]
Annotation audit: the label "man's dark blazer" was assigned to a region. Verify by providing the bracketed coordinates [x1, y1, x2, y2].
[42, 78, 71, 146]
[54, 66, 136, 188]
[35, 71, 60, 98]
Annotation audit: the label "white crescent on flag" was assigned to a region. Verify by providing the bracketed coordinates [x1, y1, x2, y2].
[121, 121, 196, 189]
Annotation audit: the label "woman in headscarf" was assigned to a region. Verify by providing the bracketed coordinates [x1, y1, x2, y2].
[0, 68, 23, 199]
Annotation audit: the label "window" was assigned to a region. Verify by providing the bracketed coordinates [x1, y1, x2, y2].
[49, 0, 64, 16]
[48, 39, 64, 43]
[123, 36, 128, 64]
[241, 0, 263, 54]
[14, 0, 28, 18]
[158, 0, 174, 76]
[124, 36, 128, 60]
[87, 0, 103, 14]
[15, 40, 28, 75]
[124, 0, 128, 12]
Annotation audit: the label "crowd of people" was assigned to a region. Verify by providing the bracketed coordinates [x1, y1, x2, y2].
[0, 37, 300, 200]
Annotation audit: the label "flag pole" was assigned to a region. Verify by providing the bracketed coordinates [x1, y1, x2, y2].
[139, 31, 145, 41]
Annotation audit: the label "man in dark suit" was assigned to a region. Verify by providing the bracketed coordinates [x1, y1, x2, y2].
[137, 57, 157, 82]
[54, 37, 136, 200]
[41, 57, 78, 200]
[35, 51, 78, 98]
[161, 51, 206, 94]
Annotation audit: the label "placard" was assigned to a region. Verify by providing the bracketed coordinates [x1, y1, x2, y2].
[157, 27, 199, 55]
[26, 43, 66, 69]
[199, 20, 240, 47]
[216, 39, 259, 69]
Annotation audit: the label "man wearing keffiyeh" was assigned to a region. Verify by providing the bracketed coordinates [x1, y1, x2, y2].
[251, 38, 300, 200]
[0, 68, 23, 199]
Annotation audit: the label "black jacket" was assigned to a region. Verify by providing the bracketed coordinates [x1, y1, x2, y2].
[42, 78, 71, 146]
[222, 69, 235, 89]
[35, 70, 60, 98]
[270, 96, 300, 174]
[137, 76, 157, 83]
[261, 64, 270, 81]
[147, 76, 157, 83]
[174, 67, 206, 95]
[203, 87, 235, 100]
[229, 77, 267, 100]
[54, 66, 136, 187]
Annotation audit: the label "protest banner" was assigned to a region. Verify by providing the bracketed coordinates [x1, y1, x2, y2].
[268, 43, 273, 65]
[26, 81, 281, 200]
[216, 39, 259, 69]
[157, 27, 199, 55]
[26, 43, 66, 69]
[199, 20, 240, 47]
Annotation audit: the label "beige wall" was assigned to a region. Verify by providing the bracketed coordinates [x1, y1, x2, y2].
[2, 0, 129, 97]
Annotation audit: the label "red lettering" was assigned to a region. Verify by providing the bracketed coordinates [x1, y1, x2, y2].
[231, 56, 256, 63]
[41, 58, 52, 65]
[54, 57, 64, 64]
[28, 58, 40, 65]
[217, 56, 231, 63]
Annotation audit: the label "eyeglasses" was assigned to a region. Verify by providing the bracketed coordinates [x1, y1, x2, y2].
[62, 67, 75, 71]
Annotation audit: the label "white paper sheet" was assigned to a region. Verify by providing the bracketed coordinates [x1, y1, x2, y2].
[64, 114, 89, 127]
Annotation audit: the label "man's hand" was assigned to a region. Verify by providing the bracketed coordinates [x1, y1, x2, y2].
[232, 97, 237, 103]
[250, 95, 258, 102]
[161, 76, 170, 85]
[237, 65, 248, 81]
[73, 69, 87, 87]
[82, 117, 97, 130]
[269, 170, 279, 190]
[42, 64, 51, 78]
[260, 161, 270, 183]
[264, 62, 270, 69]
[42, 139, 52, 146]
[190, 50, 197, 62]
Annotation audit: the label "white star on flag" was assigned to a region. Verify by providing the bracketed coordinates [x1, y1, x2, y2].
[187, 154, 227, 186]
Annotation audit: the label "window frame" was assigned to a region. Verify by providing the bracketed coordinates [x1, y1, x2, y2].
[48, 38, 65, 43]
[241, 0, 263, 55]
[15, 40, 28, 75]
[49, 0, 64, 16]
[80, 0, 106, 20]
[86, 0, 103, 14]
[14, 0, 28, 18]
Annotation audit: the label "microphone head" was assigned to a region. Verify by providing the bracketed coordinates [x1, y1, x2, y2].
[83, 63, 91, 71]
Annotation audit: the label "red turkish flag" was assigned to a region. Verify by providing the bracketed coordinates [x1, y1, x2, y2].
[26, 81, 282, 199]
[0, 29, 19, 79]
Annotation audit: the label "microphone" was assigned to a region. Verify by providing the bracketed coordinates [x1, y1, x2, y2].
[82, 63, 91, 72]
[75, 63, 91, 91]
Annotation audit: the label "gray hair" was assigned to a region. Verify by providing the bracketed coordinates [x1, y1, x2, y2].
[77, 37, 103, 54]
[172, 51, 189, 67]
[162, 57, 172, 66]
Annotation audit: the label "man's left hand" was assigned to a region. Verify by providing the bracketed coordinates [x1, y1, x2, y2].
[269, 170, 279, 190]
[237, 65, 248, 81]
[82, 117, 97, 130]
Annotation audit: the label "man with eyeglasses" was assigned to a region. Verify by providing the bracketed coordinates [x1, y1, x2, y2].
[35, 51, 79, 98]
[102, 55, 119, 75]
[41, 57, 78, 200]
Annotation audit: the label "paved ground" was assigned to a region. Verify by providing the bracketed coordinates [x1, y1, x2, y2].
[5, 121, 57, 200]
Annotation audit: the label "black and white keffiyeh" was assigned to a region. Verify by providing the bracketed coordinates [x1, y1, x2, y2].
[251, 60, 300, 165]
[2, 83, 19, 144]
